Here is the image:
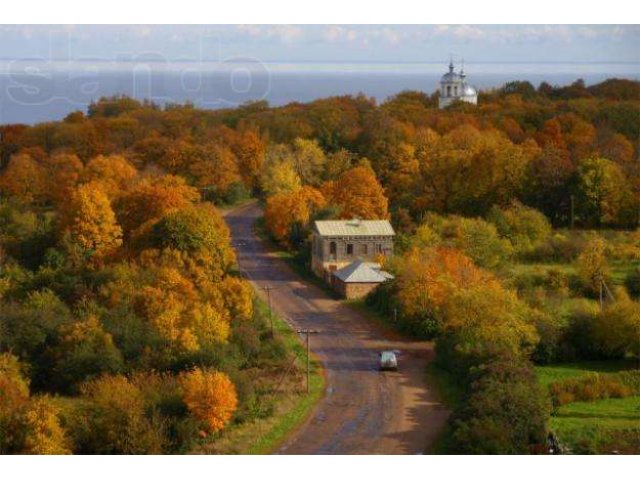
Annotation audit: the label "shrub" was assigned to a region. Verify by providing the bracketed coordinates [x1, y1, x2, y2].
[576, 235, 611, 296]
[0, 353, 30, 453]
[487, 202, 551, 255]
[548, 371, 640, 407]
[591, 299, 640, 359]
[563, 301, 600, 359]
[179, 368, 238, 434]
[527, 232, 586, 263]
[450, 361, 550, 454]
[68, 374, 166, 454]
[50, 316, 125, 392]
[222, 181, 250, 205]
[421, 213, 513, 269]
[626, 267, 640, 299]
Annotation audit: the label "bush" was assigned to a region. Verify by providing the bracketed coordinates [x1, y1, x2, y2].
[67, 375, 166, 454]
[487, 202, 551, 255]
[563, 301, 601, 360]
[450, 361, 550, 454]
[576, 235, 611, 296]
[527, 232, 586, 263]
[421, 213, 513, 269]
[626, 267, 640, 299]
[548, 371, 640, 407]
[222, 181, 251, 205]
[179, 368, 238, 434]
[591, 299, 640, 359]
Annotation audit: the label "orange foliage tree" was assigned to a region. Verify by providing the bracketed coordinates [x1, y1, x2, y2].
[43, 153, 84, 206]
[0, 153, 46, 204]
[115, 174, 200, 239]
[322, 165, 388, 219]
[180, 368, 238, 433]
[397, 246, 496, 320]
[264, 186, 326, 245]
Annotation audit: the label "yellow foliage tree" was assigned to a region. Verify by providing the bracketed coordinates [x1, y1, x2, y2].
[0, 353, 30, 453]
[22, 396, 71, 455]
[260, 145, 302, 195]
[83, 154, 138, 199]
[62, 182, 123, 261]
[576, 235, 610, 293]
[180, 368, 238, 433]
[264, 186, 326, 245]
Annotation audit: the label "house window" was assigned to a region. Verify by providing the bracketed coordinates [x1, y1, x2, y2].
[360, 244, 368, 256]
[347, 244, 354, 256]
[376, 244, 383, 254]
[446, 85, 451, 96]
[454, 86, 458, 96]
[329, 241, 337, 258]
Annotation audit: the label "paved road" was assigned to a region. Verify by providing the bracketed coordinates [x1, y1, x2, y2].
[224, 201, 449, 454]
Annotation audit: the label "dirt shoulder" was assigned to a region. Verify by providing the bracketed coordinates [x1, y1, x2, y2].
[224, 201, 450, 454]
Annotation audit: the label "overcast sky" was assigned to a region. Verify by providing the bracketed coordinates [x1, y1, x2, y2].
[0, 25, 639, 64]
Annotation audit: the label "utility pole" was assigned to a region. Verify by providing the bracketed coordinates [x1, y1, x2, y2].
[599, 274, 604, 312]
[261, 285, 276, 336]
[297, 329, 320, 393]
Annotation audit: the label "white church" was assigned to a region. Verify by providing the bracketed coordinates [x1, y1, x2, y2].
[438, 60, 478, 109]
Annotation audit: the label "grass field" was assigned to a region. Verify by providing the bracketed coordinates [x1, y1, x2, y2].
[535, 361, 640, 454]
[550, 396, 640, 454]
[535, 360, 638, 388]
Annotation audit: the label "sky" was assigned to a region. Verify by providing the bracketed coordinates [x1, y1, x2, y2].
[0, 25, 639, 64]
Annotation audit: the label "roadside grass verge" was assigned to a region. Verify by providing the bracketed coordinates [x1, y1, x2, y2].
[199, 298, 325, 454]
[242, 299, 325, 454]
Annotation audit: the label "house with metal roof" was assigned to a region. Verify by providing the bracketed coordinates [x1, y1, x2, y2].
[311, 218, 395, 297]
[332, 260, 395, 299]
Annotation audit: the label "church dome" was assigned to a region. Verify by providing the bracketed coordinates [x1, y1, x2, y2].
[438, 59, 478, 109]
[463, 84, 477, 96]
[440, 60, 462, 84]
[441, 71, 462, 83]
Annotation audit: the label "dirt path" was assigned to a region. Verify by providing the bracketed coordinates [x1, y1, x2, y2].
[224, 201, 449, 454]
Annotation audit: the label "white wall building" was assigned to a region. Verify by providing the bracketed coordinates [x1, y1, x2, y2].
[438, 60, 478, 109]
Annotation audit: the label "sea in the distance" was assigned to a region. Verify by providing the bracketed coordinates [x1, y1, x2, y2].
[0, 60, 638, 125]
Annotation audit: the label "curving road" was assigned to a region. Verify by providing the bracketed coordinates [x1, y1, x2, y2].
[224, 201, 449, 454]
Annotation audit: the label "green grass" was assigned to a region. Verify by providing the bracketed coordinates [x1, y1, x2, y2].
[550, 396, 640, 453]
[243, 300, 325, 454]
[535, 360, 637, 388]
[201, 298, 325, 454]
[535, 360, 640, 453]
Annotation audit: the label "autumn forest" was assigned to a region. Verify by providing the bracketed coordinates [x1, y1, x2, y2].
[0, 77, 639, 454]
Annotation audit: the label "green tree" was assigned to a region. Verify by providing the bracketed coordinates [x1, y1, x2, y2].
[576, 157, 633, 227]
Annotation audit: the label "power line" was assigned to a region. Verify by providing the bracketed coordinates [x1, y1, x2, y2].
[261, 284, 277, 336]
[297, 328, 320, 393]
